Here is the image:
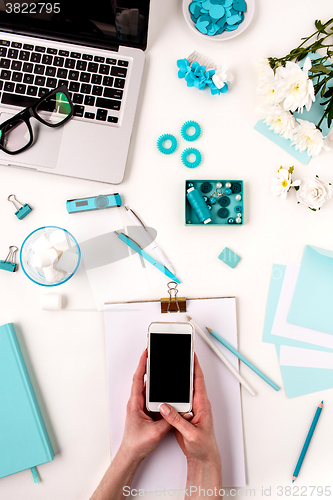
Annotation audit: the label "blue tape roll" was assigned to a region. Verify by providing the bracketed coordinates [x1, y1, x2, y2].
[186, 187, 211, 224]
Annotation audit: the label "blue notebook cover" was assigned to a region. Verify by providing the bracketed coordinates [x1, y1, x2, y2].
[0, 323, 54, 479]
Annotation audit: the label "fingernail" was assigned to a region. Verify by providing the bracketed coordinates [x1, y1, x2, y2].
[159, 403, 171, 415]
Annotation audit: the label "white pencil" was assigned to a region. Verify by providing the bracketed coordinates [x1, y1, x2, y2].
[187, 316, 256, 397]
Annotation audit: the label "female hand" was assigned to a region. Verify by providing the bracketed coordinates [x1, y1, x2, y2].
[159, 353, 221, 466]
[119, 349, 172, 463]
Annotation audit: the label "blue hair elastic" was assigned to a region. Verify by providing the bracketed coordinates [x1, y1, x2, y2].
[157, 134, 178, 154]
[181, 121, 201, 142]
[181, 148, 202, 168]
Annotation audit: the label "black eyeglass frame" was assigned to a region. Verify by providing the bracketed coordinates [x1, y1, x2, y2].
[0, 85, 74, 155]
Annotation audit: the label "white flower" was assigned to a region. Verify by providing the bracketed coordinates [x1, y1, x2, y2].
[292, 119, 331, 157]
[324, 128, 333, 148]
[256, 104, 296, 139]
[257, 64, 281, 104]
[212, 65, 234, 89]
[296, 176, 332, 210]
[271, 167, 301, 200]
[274, 57, 315, 112]
[255, 55, 271, 78]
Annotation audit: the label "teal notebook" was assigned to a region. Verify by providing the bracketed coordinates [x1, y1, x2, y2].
[0, 323, 54, 479]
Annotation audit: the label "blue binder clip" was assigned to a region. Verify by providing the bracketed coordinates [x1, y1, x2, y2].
[0, 246, 18, 272]
[8, 194, 32, 220]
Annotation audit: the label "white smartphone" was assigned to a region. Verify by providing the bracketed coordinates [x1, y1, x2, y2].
[146, 322, 194, 413]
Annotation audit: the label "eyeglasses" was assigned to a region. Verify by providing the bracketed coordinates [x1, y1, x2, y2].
[0, 85, 73, 155]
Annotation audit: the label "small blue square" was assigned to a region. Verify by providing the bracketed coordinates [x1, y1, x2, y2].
[218, 247, 241, 268]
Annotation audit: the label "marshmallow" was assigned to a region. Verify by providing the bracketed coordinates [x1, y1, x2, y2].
[42, 264, 64, 283]
[40, 293, 62, 311]
[32, 248, 58, 268]
[54, 250, 78, 274]
[31, 233, 53, 253]
[49, 229, 70, 252]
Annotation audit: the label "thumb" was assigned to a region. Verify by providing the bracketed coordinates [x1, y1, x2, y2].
[154, 415, 173, 436]
[159, 403, 192, 438]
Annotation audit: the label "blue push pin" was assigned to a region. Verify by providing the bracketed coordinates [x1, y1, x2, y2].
[8, 194, 32, 220]
[0, 246, 18, 272]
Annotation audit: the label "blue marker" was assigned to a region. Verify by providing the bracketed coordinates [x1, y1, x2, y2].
[292, 401, 324, 482]
[66, 194, 121, 214]
[207, 327, 280, 390]
[115, 231, 181, 284]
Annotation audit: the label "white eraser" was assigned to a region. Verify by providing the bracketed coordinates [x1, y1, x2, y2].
[49, 229, 70, 252]
[42, 264, 64, 283]
[40, 293, 62, 311]
[32, 248, 58, 268]
[31, 234, 53, 253]
[54, 250, 78, 274]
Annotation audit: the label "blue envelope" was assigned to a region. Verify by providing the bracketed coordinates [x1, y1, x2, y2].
[263, 264, 333, 398]
[288, 245, 333, 335]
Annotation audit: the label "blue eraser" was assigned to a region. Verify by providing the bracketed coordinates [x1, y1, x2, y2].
[218, 247, 241, 268]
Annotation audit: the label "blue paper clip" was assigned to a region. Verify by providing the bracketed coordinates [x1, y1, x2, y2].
[8, 194, 32, 220]
[0, 246, 18, 272]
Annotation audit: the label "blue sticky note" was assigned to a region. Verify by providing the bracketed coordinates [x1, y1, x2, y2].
[263, 265, 333, 398]
[263, 264, 333, 351]
[218, 247, 240, 268]
[288, 245, 333, 335]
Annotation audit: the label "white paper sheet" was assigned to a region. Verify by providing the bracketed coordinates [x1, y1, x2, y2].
[271, 263, 333, 349]
[104, 297, 246, 490]
[280, 345, 333, 369]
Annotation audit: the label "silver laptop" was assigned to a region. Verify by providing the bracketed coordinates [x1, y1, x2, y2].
[0, 0, 150, 184]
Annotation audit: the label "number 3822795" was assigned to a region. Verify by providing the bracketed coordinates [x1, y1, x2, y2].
[5, 3, 60, 14]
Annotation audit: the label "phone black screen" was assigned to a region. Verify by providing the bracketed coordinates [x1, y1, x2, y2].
[149, 333, 192, 403]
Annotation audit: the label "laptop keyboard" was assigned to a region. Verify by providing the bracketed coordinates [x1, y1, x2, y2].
[0, 39, 129, 124]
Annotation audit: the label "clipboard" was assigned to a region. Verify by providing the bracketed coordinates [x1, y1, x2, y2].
[103, 284, 246, 490]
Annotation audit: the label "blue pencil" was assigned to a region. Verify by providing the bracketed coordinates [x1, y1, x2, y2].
[292, 401, 323, 482]
[206, 327, 280, 391]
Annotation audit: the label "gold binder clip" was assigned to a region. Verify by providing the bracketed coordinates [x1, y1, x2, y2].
[161, 281, 186, 313]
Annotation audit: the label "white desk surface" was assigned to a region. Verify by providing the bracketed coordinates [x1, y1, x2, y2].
[1, 1, 333, 498]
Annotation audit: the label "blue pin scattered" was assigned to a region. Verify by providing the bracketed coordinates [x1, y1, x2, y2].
[189, 0, 247, 36]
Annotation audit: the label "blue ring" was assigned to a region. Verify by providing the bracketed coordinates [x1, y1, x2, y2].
[157, 134, 178, 154]
[181, 148, 202, 168]
[181, 121, 201, 142]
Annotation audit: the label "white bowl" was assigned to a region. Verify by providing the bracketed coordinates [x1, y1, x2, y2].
[20, 226, 81, 287]
[182, 0, 255, 41]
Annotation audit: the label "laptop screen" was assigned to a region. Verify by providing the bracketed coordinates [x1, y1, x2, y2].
[0, 0, 150, 51]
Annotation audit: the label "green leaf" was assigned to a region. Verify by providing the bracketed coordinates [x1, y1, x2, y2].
[327, 100, 333, 129]
[310, 64, 331, 74]
[315, 19, 327, 34]
[324, 87, 333, 98]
